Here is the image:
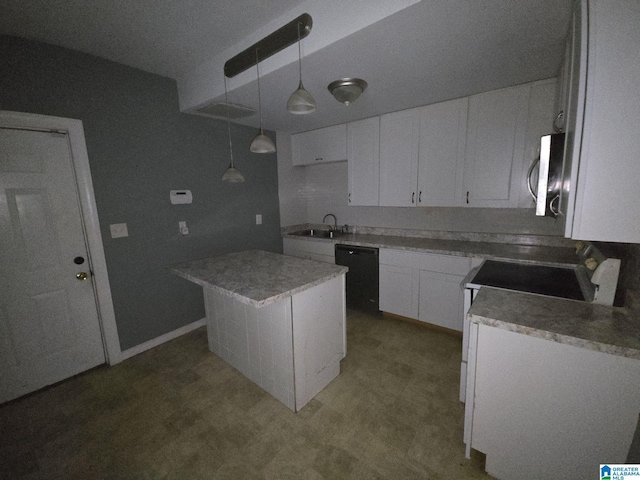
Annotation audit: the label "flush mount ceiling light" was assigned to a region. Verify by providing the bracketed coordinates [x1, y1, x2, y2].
[249, 49, 276, 154]
[221, 75, 245, 183]
[328, 78, 368, 106]
[287, 20, 316, 115]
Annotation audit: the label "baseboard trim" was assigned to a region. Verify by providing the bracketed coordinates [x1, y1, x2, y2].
[381, 311, 462, 337]
[120, 318, 206, 360]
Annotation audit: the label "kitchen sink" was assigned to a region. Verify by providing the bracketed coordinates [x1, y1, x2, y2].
[291, 229, 344, 239]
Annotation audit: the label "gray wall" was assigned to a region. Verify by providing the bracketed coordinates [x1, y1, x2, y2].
[0, 36, 281, 350]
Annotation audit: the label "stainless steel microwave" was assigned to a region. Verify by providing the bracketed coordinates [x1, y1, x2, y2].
[527, 133, 565, 217]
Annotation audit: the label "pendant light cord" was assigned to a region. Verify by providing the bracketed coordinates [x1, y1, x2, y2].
[255, 49, 264, 133]
[224, 75, 235, 167]
[297, 22, 303, 83]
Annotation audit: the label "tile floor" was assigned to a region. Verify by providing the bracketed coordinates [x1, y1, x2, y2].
[0, 310, 492, 479]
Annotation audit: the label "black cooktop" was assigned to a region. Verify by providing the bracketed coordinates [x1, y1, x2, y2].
[469, 260, 586, 301]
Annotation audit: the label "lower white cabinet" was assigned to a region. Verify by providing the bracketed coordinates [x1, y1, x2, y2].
[418, 270, 466, 331]
[379, 249, 471, 331]
[379, 263, 419, 319]
[283, 238, 335, 264]
[467, 323, 640, 479]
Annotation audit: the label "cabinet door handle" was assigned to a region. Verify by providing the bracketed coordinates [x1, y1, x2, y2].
[348, 193, 351, 203]
[411, 192, 415, 204]
[549, 194, 560, 217]
[419, 191, 422, 203]
[553, 111, 564, 133]
[315, 157, 323, 162]
[466, 191, 469, 204]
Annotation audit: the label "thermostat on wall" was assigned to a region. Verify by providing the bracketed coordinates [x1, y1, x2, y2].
[170, 190, 192, 204]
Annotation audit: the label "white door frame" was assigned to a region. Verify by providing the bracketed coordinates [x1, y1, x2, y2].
[1, 111, 122, 364]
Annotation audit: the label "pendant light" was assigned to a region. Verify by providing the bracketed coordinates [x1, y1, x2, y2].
[221, 75, 245, 183]
[249, 49, 276, 154]
[287, 21, 316, 114]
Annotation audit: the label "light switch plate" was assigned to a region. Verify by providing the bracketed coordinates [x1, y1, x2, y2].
[110, 223, 128, 238]
[256, 214, 262, 225]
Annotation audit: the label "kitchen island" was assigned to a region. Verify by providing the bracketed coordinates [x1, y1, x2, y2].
[172, 250, 348, 412]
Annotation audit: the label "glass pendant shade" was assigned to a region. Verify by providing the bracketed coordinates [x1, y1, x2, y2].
[221, 74, 245, 183]
[250, 129, 276, 153]
[287, 22, 316, 115]
[221, 165, 245, 183]
[251, 49, 276, 153]
[288, 81, 316, 114]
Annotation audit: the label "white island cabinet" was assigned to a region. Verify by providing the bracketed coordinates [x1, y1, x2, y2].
[172, 250, 347, 412]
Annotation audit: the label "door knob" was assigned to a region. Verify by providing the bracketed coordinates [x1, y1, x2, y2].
[76, 272, 88, 281]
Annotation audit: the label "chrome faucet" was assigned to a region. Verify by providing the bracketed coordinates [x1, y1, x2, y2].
[322, 213, 337, 232]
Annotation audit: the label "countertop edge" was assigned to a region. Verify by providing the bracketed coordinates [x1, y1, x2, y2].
[467, 288, 640, 360]
[469, 314, 640, 360]
[172, 265, 347, 308]
[283, 233, 578, 266]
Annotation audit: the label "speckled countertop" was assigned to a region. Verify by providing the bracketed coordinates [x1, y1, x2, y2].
[171, 250, 348, 308]
[283, 232, 578, 266]
[468, 287, 640, 360]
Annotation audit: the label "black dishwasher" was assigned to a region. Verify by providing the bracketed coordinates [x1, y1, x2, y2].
[335, 244, 379, 313]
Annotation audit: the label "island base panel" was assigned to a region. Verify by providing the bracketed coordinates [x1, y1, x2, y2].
[291, 275, 346, 411]
[202, 274, 346, 412]
[204, 287, 295, 410]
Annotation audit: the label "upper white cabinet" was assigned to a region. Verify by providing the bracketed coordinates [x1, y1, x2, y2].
[294, 79, 555, 210]
[558, 2, 586, 232]
[561, 0, 640, 243]
[378, 99, 468, 208]
[463, 84, 530, 208]
[379, 108, 420, 207]
[418, 98, 468, 207]
[517, 79, 558, 208]
[347, 117, 380, 206]
[291, 124, 347, 166]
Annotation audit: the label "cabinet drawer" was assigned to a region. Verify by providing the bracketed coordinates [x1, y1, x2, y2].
[380, 248, 471, 275]
[283, 238, 335, 258]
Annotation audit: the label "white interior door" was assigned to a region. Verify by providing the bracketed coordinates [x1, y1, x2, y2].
[0, 127, 105, 403]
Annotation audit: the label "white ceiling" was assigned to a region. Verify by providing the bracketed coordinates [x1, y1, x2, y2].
[1, 0, 573, 133]
[0, 0, 307, 79]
